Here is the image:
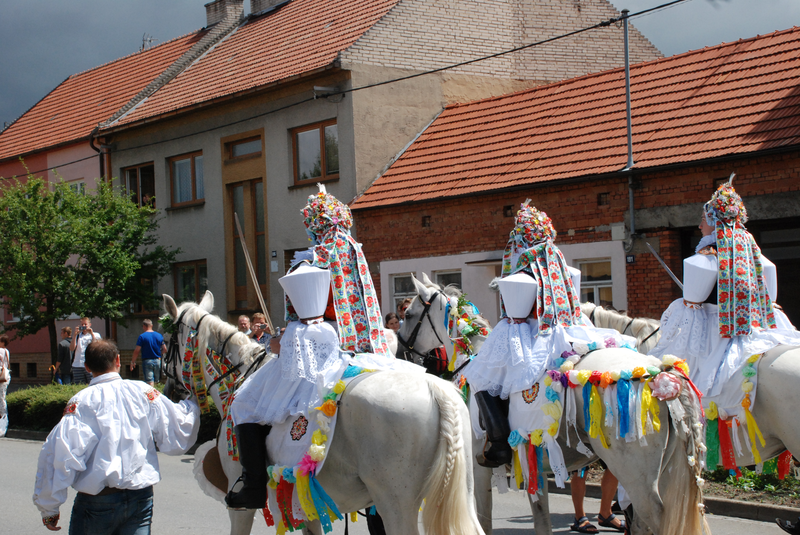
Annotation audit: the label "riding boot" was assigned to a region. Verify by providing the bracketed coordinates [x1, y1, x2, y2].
[225, 423, 271, 509]
[474, 391, 513, 468]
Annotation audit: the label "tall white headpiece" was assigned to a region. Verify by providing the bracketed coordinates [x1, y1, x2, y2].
[683, 254, 717, 303]
[279, 263, 331, 319]
[760, 256, 777, 302]
[497, 272, 538, 319]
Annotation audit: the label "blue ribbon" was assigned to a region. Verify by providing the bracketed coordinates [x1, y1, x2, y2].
[617, 379, 631, 438]
[582, 382, 592, 433]
[536, 444, 545, 491]
[309, 475, 342, 533]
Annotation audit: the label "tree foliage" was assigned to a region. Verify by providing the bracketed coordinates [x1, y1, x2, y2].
[0, 175, 179, 358]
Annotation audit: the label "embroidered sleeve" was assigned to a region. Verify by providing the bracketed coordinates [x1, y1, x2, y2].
[144, 387, 161, 403]
[63, 400, 79, 416]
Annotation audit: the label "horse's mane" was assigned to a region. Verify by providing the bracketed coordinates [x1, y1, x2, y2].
[175, 300, 264, 368]
[580, 302, 660, 353]
[425, 281, 491, 332]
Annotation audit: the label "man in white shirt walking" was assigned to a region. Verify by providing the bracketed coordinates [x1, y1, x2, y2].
[33, 339, 200, 533]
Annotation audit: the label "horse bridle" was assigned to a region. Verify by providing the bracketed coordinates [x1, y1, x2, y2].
[396, 290, 448, 364]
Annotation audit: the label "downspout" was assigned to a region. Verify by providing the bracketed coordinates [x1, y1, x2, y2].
[621, 9, 636, 252]
[89, 126, 113, 340]
[89, 126, 104, 180]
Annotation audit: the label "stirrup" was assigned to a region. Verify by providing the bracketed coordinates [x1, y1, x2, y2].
[476, 439, 512, 468]
[225, 476, 266, 511]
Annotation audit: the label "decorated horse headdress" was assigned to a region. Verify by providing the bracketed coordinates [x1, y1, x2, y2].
[285, 185, 389, 356]
[501, 201, 581, 334]
[703, 174, 775, 337]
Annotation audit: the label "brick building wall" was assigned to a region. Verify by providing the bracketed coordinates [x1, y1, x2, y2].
[341, 0, 662, 84]
[354, 149, 800, 320]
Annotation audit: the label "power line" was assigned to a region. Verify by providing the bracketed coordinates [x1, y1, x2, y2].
[7, 0, 690, 177]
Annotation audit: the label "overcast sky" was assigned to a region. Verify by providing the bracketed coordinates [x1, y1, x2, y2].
[1, 0, 798, 128]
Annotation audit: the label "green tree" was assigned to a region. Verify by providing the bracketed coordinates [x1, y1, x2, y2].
[0, 175, 179, 363]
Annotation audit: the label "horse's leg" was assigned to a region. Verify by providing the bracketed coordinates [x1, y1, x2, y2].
[228, 509, 256, 535]
[302, 520, 323, 535]
[528, 481, 552, 535]
[472, 436, 493, 534]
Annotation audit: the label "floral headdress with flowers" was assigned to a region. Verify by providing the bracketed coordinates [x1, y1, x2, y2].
[501, 201, 581, 334]
[285, 185, 389, 357]
[703, 175, 774, 337]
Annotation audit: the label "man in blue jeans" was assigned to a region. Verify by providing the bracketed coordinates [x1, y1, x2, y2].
[33, 339, 199, 533]
[129, 319, 166, 386]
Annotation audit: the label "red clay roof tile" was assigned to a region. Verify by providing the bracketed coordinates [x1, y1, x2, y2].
[352, 26, 800, 210]
[105, 0, 399, 128]
[0, 31, 204, 163]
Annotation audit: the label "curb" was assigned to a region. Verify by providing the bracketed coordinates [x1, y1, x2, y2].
[5, 429, 49, 441]
[548, 479, 800, 523]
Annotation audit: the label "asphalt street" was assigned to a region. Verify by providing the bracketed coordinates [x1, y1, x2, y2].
[1, 436, 785, 534]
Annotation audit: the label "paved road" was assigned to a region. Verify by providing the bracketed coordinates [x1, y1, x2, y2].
[1, 437, 785, 534]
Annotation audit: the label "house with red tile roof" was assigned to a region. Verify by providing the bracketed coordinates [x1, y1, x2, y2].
[0, 0, 662, 381]
[351, 27, 800, 327]
[95, 0, 660, 356]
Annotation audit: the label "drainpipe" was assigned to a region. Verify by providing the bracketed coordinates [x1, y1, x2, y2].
[621, 9, 636, 252]
[89, 126, 104, 180]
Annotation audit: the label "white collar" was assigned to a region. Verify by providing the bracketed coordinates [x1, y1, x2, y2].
[89, 372, 122, 386]
[695, 234, 716, 253]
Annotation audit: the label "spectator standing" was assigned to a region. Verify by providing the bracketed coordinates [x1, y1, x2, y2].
[54, 327, 73, 385]
[70, 317, 101, 384]
[250, 313, 271, 349]
[384, 312, 401, 333]
[33, 339, 200, 533]
[129, 319, 166, 386]
[0, 334, 10, 437]
[238, 315, 251, 335]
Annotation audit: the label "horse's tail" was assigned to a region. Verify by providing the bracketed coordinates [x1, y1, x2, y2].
[420, 376, 484, 535]
[659, 371, 711, 535]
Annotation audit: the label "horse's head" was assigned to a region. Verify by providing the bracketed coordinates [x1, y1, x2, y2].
[161, 291, 266, 403]
[396, 274, 451, 374]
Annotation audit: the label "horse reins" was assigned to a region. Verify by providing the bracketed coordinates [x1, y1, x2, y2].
[396, 290, 447, 362]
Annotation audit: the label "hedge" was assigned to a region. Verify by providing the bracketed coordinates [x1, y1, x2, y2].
[6, 383, 221, 445]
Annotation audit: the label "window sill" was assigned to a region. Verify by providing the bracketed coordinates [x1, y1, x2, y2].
[166, 200, 205, 211]
[289, 176, 339, 190]
[224, 153, 262, 165]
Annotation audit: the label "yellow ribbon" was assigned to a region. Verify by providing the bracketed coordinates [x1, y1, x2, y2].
[513, 449, 524, 488]
[350, 512, 358, 523]
[742, 394, 765, 464]
[589, 384, 609, 449]
[640, 381, 661, 435]
[295, 474, 318, 522]
[448, 343, 458, 373]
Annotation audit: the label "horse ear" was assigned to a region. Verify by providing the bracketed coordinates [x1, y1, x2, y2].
[420, 272, 435, 287]
[199, 291, 214, 312]
[163, 294, 178, 318]
[412, 274, 435, 303]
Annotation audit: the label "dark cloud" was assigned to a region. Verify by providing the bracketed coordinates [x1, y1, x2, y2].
[2, 0, 798, 128]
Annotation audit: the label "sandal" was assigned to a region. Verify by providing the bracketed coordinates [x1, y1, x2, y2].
[571, 516, 599, 534]
[598, 513, 626, 533]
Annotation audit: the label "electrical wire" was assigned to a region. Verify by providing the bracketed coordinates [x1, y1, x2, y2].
[7, 0, 690, 176]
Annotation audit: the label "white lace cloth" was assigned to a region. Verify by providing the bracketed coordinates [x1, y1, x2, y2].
[649, 298, 800, 417]
[463, 317, 637, 399]
[231, 321, 346, 425]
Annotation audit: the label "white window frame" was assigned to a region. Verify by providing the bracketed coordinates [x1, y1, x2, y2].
[434, 270, 462, 290]
[576, 258, 613, 307]
[390, 273, 417, 313]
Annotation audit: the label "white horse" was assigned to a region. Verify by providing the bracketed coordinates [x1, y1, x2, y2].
[580, 303, 661, 354]
[399, 275, 709, 535]
[587, 303, 800, 474]
[162, 291, 485, 535]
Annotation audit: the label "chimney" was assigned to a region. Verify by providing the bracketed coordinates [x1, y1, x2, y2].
[205, 0, 244, 27]
[251, 0, 286, 15]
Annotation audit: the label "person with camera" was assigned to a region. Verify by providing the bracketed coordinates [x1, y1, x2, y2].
[70, 317, 101, 384]
[249, 313, 271, 350]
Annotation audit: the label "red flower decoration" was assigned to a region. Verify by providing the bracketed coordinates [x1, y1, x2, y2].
[556, 297, 565, 305]
[356, 323, 366, 333]
[348, 294, 358, 304]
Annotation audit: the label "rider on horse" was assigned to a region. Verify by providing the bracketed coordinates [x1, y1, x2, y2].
[225, 186, 393, 510]
[463, 201, 635, 468]
[649, 178, 800, 403]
